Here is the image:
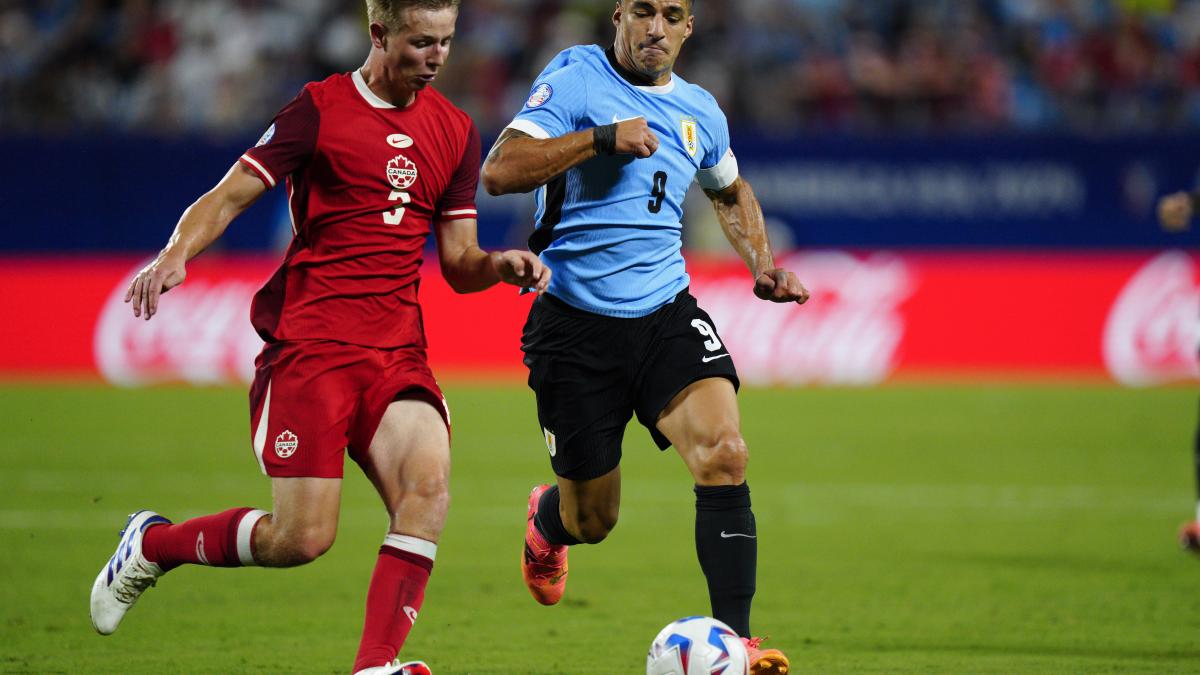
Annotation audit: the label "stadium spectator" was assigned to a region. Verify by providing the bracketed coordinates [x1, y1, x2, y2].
[7, 0, 1200, 135]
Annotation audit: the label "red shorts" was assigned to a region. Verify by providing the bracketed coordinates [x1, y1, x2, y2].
[248, 340, 449, 479]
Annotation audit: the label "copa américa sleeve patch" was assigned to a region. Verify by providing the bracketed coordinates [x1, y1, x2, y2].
[525, 83, 554, 108]
[256, 123, 276, 147]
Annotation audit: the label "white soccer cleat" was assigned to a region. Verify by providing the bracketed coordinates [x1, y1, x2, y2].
[353, 660, 432, 675]
[90, 510, 171, 635]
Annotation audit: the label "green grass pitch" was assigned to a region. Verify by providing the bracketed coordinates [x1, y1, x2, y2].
[2, 382, 1199, 673]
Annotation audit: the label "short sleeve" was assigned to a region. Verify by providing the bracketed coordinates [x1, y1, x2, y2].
[239, 88, 320, 189]
[695, 104, 738, 191]
[437, 121, 481, 222]
[506, 65, 587, 140]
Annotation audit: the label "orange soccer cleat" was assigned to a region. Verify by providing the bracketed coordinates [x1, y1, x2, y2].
[742, 636, 790, 675]
[522, 484, 569, 605]
[1180, 521, 1200, 553]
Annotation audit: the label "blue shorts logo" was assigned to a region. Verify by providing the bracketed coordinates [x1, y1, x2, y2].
[526, 83, 553, 109]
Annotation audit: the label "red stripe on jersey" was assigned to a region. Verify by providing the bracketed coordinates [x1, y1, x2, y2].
[238, 155, 276, 188]
[437, 207, 478, 222]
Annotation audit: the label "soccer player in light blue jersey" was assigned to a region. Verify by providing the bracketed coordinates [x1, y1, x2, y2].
[482, 2, 806, 672]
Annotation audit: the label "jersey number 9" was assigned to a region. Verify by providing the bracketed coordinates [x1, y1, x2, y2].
[648, 171, 668, 214]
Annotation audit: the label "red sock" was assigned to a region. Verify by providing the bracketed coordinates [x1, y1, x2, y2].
[352, 534, 436, 673]
[142, 508, 267, 572]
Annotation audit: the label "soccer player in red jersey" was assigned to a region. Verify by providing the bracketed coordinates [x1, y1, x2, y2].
[88, 2, 548, 673]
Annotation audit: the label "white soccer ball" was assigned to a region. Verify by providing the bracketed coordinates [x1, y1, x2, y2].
[646, 616, 750, 675]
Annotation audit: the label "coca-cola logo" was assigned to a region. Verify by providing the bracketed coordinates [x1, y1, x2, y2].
[694, 251, 913, 385]
[1103, 251, 1200, 386]
[93, 264, 263, 386]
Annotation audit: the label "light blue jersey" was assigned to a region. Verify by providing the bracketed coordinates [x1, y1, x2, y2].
[507, 45, 740, 318]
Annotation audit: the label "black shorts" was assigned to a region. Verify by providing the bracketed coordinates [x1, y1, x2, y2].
[521, 289, 740, 480]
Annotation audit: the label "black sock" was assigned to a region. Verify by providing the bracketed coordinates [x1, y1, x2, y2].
[535, 485, 580, 546]
[695, 482, 756, 637]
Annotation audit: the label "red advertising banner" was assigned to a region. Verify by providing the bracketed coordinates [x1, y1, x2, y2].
[692, 251, 1198, 385]
[0, 252, 1195, 386]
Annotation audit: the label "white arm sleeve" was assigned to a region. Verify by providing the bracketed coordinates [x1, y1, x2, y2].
[695, 149, 739, 191]
[505, 119, 551, 140]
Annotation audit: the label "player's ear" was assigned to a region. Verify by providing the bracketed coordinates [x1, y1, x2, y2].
[683, 14, 694, 40]
[612, 1, 623, 28]
[369, 22, 389, 50]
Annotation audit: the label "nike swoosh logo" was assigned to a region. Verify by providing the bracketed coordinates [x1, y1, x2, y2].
[404, 605, 419, 624]
[613, 114, 643, 124]
[720, 531, 756, 539]
[702, 354, 731, 363]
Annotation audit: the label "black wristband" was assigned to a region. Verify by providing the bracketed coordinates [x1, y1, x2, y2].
[593, 123, 617, 156]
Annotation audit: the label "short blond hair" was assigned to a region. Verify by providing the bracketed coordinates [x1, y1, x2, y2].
[365, 0, 460, 33]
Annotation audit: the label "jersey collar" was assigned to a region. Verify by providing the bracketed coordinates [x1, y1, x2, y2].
[604, 46, 676, 95]
[353, 69, 423, 110]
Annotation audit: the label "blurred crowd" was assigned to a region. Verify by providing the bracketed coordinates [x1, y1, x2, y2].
[4, 0, 1200, 136]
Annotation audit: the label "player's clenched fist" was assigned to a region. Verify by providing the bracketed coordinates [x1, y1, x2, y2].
[1158, 192, 1193, 232]
[753, 268, 810, 304]
[492, 249, 551, 293]
[615, 117, 658, 158]
[124, 252, 187, 320]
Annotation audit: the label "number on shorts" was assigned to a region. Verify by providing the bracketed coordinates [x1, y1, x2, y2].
[691, 319, 723, 351]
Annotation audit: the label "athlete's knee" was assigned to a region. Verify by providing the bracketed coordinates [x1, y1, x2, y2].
[568, 502, 619, 544]
[276, 521, 338, 562]
[690, 429, 748, 485]
[287, 523, 337, 564]
[390, 474, 451, 527]
[384, 468, 451, 535]
[261, 516, 337, 566]
[407, 468, 452, 509]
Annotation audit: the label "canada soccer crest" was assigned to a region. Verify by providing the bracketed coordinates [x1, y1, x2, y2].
[275, 430, 299, 459]
[387, 154, 418, 191]
[681, 118, 699, 157]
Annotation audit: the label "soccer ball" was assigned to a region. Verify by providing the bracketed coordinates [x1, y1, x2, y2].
[646, 616, 749, 675]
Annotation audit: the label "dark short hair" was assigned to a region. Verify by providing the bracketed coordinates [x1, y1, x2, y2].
[623, 0, 694, 10]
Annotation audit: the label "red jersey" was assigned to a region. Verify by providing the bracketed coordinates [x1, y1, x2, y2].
[239, 71, 481, 348]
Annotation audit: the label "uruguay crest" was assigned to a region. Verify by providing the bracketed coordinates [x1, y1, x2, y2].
[681, 118, 699, 157]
